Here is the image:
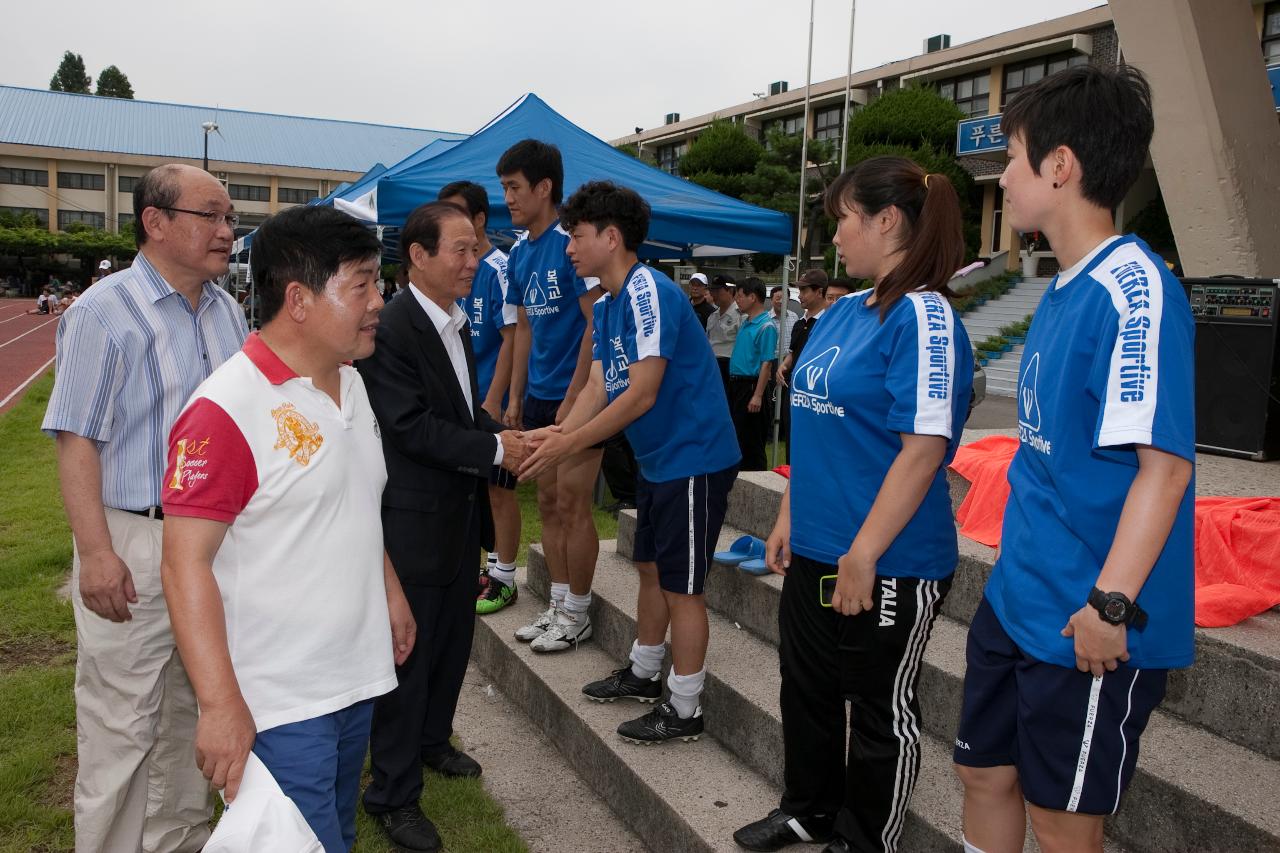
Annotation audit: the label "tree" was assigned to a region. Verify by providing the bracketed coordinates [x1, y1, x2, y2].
[678, 120, 764, 200]
[50, 51, 92, 94]
[739, 129, 838, 270]
[95, 65, 134, 99]
[614, 142, 656, 166]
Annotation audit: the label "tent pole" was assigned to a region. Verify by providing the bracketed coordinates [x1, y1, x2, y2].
[772, 0, 816, 468]
[834, 0, 857, 278]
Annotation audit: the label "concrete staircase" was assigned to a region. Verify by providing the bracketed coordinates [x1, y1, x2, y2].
[960, 277, 1052, 397]
[470, 470, 1280, 852]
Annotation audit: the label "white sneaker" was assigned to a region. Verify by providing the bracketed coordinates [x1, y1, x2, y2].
[530, 608, 593, 653]
[515, 606, 556, 642]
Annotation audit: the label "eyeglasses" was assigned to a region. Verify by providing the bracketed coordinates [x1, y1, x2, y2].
[155, 207, 240, 229]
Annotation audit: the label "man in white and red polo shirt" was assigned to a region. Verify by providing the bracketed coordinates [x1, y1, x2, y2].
[160, 206, 416, 853]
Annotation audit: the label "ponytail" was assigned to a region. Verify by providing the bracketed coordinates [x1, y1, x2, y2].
[823, 157, 965, 320]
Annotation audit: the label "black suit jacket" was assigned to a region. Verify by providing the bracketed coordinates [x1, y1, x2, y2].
[356, 290, 506, 586]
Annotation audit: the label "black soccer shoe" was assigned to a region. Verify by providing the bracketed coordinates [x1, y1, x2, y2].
[582, 666, 662, 703]
[617, 701, 703, 744]
[733, 808, 833, 851]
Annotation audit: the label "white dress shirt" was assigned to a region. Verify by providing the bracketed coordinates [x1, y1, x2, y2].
[409, 284, 503, 465]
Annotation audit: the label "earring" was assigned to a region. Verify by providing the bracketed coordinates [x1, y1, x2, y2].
[1052, 182, 1059, 189]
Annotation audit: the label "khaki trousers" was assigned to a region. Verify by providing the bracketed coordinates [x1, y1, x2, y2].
[71, 507, 211, 853]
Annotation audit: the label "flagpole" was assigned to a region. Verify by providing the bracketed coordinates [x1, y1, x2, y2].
[834, 0, 857, 277]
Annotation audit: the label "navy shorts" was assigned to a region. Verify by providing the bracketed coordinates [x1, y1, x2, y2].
[953, 597, 1167, 815]
[488, 464, 517, 491]
[523, 395, 606, 450]
[633, 465, 737, 595]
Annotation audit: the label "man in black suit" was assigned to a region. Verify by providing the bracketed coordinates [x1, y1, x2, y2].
[357, 202, 527, 852]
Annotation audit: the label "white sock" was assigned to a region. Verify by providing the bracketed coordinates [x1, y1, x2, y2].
[629, 640, 665, 679]
[489, 563, 516, 586]
[563, 590, 592, 614]
[486, 553, 498, 566]
[550, 582, 569, 610]
[963, 838, 989, 853]
[667, 668, 704, 719]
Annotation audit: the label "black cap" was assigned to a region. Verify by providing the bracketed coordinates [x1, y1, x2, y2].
[709, 274, 737, 290]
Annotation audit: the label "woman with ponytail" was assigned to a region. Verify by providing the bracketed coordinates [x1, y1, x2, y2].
[733, 156, 973, 853]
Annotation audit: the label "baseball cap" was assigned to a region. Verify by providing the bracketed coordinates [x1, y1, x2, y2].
[687, 272, 708, 286]
[98, 260, 111, 271]
[709, 274, 737, 290]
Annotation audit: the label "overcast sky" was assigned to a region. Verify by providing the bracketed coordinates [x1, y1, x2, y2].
[3, 0, 1102, 142]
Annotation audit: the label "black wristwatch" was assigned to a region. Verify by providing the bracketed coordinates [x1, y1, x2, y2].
[1088, 587, 1148, 630]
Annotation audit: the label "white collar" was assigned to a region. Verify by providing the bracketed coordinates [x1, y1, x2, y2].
[409, 283, 467, 334]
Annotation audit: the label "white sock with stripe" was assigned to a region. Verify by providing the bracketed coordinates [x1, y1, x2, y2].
[550, 582, 569, 610]
[629, 640, 665, 679]
[489, 561, 516, 586]
[963, 838, 989, 853]
[667, 668, 704, 719]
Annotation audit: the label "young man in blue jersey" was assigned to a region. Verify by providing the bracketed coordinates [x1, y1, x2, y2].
[498, 140, 604, 652]
[521, 181, 740, 743]
[727, 278, 779, 471]
[952, 66, 1195, 853]
[437, 181, 521, 615]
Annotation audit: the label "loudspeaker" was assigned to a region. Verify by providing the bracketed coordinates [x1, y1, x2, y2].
[1182, 278, 1280, 460]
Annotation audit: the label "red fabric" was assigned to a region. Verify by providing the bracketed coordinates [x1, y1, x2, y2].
[1192, 497, 1280, 627]
[949, 438, 1280, 627]
[163, 398, 259, 523]
[948, 436, 1019, 547]
[773, 465, 790, 479]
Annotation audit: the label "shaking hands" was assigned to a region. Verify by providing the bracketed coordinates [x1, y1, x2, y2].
[499, 429, 531, 474]
[498, 425, 574, 480]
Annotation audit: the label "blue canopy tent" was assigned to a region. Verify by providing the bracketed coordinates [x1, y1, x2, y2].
[312, 162, 388, 207]
[376, 94, 792, 259]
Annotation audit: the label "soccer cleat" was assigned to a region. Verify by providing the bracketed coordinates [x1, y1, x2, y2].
[582, 666, 661, 703]
[476, 578, 517, 615]
[529, 608, 593, 652]
[617, 702, 703, 744]
[514, 606, 556, 642]
[733, 808, 833, 851]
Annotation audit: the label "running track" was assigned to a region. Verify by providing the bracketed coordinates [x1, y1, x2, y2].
[0, 297, 60, 416]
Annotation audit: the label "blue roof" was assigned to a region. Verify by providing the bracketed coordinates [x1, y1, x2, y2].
[0, 86, 465, 173]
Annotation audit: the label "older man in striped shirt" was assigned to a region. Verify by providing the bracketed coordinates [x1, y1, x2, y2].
[42, 163, 248, 853]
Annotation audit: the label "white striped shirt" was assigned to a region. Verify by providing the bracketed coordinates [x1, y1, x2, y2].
[42, 251, 249, 509]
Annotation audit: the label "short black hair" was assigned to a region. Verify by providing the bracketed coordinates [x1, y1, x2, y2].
[711, 274, 737, 288]
[826, 277, 855, 294]
[133, 165, 181, 246]
[1002, 64, 1154, 211]
[739, 277, 767, 302]
[559, 181, 650, 252]
[437, 181, 489, 221]
[401, 201, 471, 268]
[250, 205, 381, 324]
[496, 139, 564, 205]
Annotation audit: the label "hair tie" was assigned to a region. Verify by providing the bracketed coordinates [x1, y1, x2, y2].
[923, 173, 932, 190]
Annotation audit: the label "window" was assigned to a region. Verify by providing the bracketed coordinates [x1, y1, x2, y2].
[278, 187, 320, 205]
[763, 113, 806, 140]
[1265, 2, 1280, 61]
[813, 106, 844, 142]
[228, 183, 271, 202]
[1002, 52, 1088, 108]
[0, 206, 49, 225]
[119, 175, 145, 193]
[0, 167, 49, 187]
[57, 172, 105, 191]
[937, 71, 990, 118]
[117, 213, 135, 227]
[656, 142, 687, 176]
[58, 210, 106, 229]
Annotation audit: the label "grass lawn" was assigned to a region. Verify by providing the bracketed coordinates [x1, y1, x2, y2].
[0, 374, 617, 853]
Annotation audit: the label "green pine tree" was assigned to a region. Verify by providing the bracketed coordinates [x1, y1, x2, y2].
[95, 65, 134, 99]
[49, 51, 91, 93]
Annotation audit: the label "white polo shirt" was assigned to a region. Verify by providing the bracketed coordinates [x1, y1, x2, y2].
[162, 332, 396, 732]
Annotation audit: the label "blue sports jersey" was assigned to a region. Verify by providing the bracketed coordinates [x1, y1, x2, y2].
[505, 222, 594, 400]
[457, 247, 516, 401]
[788, 290, 973, 579]
[592, 263, 741, 482]
[987, 235, 1195, 670]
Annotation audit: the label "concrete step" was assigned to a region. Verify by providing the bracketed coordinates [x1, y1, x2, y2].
[981, 361, 1022, 383]
[697, 473, 1280, 762]
[604, 521, 1280, 852]
[471, 569, 778, 853]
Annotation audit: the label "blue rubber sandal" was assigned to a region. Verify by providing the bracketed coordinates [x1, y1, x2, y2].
[739, 557, 770, 576]
[713, 535, 764, 565]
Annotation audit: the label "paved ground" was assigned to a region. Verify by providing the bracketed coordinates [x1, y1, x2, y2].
[0, 297, 59, 415]
[965, 393, 1017, 431]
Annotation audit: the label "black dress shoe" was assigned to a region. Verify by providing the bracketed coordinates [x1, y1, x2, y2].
[376, 804, 441, 852]
[734, 808, 833, 851]
[820, 838, 854, 853]
[422, 747, 482, 778]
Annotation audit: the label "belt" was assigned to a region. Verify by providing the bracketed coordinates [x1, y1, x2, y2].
[123, 506, 165, 521]
[729, 375, 758, 381]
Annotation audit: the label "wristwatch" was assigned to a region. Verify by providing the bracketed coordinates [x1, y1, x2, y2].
[1088, 587, 1148, 630]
